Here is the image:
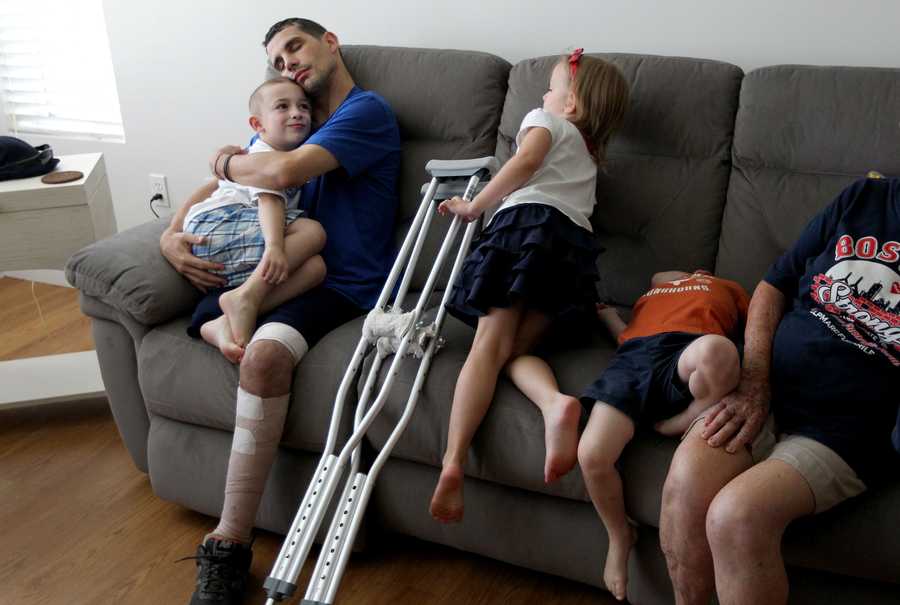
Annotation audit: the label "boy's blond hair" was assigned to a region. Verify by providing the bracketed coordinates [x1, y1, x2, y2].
[248, 76, 303, 114]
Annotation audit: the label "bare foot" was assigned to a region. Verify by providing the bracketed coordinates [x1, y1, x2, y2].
[219, 287, 260, 348]
[654, 399, 711, 436]
[542, 395, 581, 483]
[604, 524, 637, 601]
[430, 463, 464, 523]
[199, 315, 244, 364]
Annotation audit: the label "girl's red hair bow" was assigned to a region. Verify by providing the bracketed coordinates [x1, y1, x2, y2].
[568, 48, 584, 79]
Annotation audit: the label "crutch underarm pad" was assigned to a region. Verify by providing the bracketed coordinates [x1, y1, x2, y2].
[425, 156, 499, 178]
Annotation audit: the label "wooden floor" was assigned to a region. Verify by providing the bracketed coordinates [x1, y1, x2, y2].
[0, 277, 93, 361]
[0, 277, 620, 604]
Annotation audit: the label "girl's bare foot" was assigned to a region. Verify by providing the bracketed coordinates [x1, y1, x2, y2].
[604, 523, 637, 601]
[542, 395, 581, 483]
[219, 288, 260, 348]
[199, 315, 244, 364]
[429, 463, 465, 523]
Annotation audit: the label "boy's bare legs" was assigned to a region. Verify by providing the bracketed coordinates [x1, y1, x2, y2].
[201, 255, 326, 363]
[655, 334, 740, 436]
[504, 309, 579, 483]
[254, 253, 326, 313]
[577, 402, 637, 601]
[430, 305, 522, 523]
[216, 218, 326, 348]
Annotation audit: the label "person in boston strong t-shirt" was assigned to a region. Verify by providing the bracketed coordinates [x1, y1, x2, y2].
[658, 174, 900, 605]
[764, 175, 900, 481]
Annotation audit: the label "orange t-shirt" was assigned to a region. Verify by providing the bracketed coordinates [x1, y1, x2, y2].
[618, 273, 750, 345]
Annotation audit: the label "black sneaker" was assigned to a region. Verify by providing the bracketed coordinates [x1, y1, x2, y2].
[181, 537, 253, 605]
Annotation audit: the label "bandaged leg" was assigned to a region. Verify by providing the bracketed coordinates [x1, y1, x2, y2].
[212, 324, 309, 542]
[213, 387, 290, 544]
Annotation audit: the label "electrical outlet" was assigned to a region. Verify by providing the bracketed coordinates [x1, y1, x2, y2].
[149, 173, 170, 208]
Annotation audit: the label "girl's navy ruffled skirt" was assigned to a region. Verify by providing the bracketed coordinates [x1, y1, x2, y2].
[445, 203, 603, 328]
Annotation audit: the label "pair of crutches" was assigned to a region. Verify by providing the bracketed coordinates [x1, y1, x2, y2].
[263, 156, 500, 605]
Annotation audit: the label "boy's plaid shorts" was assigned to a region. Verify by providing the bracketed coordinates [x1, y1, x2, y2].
[184, 203, 304, 287]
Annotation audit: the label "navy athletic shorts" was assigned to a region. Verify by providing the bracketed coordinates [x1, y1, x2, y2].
[580, 331, 702, 424]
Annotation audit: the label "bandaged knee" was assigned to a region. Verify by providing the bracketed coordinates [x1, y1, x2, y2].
[249, 321, 309, 366]
[214, 387, 290, 543]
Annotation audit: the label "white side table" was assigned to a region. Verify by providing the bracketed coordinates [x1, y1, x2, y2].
[0, 152, 116, 271]
[0, 153, 112, 408]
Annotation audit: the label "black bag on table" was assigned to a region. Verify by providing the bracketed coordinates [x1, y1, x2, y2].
[0, 136, 59, 181]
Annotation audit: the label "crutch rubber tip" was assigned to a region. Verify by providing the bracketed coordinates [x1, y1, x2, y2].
[263, 576, 297, 601]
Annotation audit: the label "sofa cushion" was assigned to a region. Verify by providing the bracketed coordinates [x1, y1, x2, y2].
[716, 64, 900, 290]
[138, 314, 367, 452]
[342, 46, 511, 292]
[139, 318, 240, 431]
[497, 54, 743, 306]
[66, 217, 201, 326]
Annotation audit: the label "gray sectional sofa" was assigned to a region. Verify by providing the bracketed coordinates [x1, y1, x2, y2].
[66, 46, 900, 604]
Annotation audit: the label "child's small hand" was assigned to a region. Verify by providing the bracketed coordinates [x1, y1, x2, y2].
[595, 302, 620, 321]
[437, 196, 482, 222]
[260, 247, 289, 284]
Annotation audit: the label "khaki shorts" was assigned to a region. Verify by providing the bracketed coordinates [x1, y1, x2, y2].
[684, 415, 866, 513]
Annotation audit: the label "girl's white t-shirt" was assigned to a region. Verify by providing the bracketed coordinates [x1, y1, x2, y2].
[492, 108, 597, 232]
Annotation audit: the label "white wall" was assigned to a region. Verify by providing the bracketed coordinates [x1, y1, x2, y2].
[12, 0, 900, 232]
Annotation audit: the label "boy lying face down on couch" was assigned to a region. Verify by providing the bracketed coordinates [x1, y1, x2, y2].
[577, 269, 749, 599]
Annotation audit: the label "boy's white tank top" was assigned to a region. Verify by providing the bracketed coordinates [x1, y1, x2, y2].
[183, 139, 297, 227]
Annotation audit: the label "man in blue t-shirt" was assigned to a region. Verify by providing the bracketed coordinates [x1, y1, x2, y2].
[658, 174, 900, 605]
[160, 18, 400, 605]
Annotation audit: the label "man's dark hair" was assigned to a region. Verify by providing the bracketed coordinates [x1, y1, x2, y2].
[262, 18, 327, 47]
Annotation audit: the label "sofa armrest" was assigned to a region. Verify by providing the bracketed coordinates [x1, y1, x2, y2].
[65, 217, 202, 326]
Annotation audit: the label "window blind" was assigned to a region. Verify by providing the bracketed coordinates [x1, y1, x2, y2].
[0, 0, 124, 142]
